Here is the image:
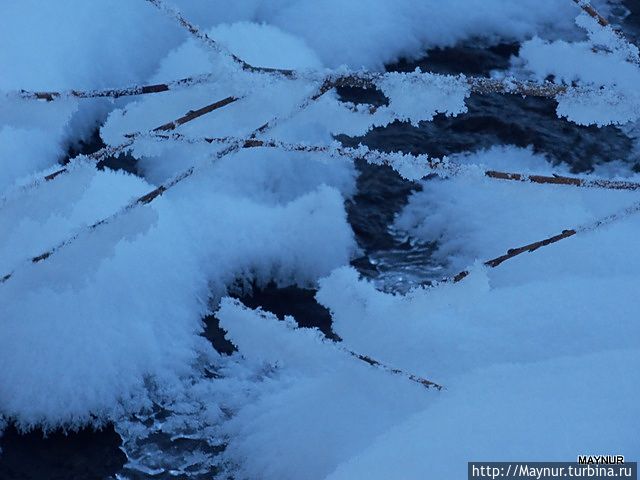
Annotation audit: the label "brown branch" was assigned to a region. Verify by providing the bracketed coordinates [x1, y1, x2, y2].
[144, 0, 295, 77]
[485, 170, 640, 191]
[571, 0, 640, 65]
[344, 347, 443, 390]
[147, 132, 640, 192]
[151, 95, 239, 131]
[572, 0, 610, 27]
[15, 73, 215, 102]
[0, 86, 335, 285]
[451, 199, 640, 282]
[452, 229, 576, 282]
[1, 95, 239, 211]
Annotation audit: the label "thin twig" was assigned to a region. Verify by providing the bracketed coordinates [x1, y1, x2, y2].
[152, 95, 239, 131]
[485, 170, 640, 191]
[572, 0, 610, 27]
[144, 132, 640, 192]
[144, 0, 294, 77]
[451, 199, 640, 282]
[571, 0, 640, 64]
[10, 73, 569, 103]
[0, 95, 239, 210]
[14, 73, 216, 102]
[343, 347, 443, 390]
[0, 87, 335, 284]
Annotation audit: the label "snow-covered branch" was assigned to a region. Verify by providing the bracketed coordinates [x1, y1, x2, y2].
[452, 198, 640, 282]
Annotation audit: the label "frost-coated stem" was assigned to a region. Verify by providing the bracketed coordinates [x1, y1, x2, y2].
[572, 0, 610, 27]
[10, 73, 570, 103]
[484, 170, 640, 191]
[452, 199, 640, 282]
[0, 95, 239, 213]
[571, 0, 640, 65]
[54, 96, 239, 179]
[148, 132, 640, 191]
[344, 347, 444, 390]
[144, 0, 295, 77]
[14, 73, 216, 101]
[0, 88, 333, 284]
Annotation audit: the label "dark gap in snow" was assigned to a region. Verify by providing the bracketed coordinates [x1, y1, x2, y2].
[342, 159, 422, 252]
[63, 127, 141, 176]
[336, 85, 388, 107]
[65, 127, 105, 160]
[349, 93, 633, 173]
[389, 42, 519, 76]
[0, 423, 126, 480]
[202, 313, 237, 355]
[203, 282, 339, 355]
[335, 40, 635, 291]
[234, 283, 339, 340]
[96, 151, 140, 176]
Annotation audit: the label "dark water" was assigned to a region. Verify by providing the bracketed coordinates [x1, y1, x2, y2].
[2, 2, 639, 478]
[0, 425, 126, 480]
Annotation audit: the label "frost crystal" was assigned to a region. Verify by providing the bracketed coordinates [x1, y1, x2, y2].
[376, 70, 470, 126]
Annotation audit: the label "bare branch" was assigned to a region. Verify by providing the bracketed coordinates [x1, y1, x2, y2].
[485, 170, 640, 191]
[343, 347, 443, 390]
[152, 95, 240, 131]
[571, 0, 640, 65]
[14, 73, 216, 102]
[0, 86, 335, 284]
[0, 95, 239, 210]
[572, 0, 610, 27]
[451, 199, 640, 282]
[144, 0, 295, 77]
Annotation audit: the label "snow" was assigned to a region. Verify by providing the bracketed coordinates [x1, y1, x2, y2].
[394, 146, 640, 273]
[0, 169, 355, 428]
[326, 349, 640, 479]
[1, 0, 639, 478]
[217, 298, 430, 480]
[376, 70, 470, 126]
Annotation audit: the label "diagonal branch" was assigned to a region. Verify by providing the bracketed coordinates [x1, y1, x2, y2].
[572, 0, 610, 27]
[144, 0, 295, 77]
[451, 199, 640, 282]
[344, 347, 443, 390]
[571, 0, 640, 64]
[144, 132, 640, 191]
[10, 72, 569, 103]
[484, 170, 640, 191]
[14, 73, 216, 102]
[0, 86, 335, 284]
[0, 95, 240, 210]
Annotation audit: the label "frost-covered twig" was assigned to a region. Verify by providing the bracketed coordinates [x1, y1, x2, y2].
[485, 170, 640, 191]
[345, 348, 443, 390]
[0, 95, 239, 210]
[572, 0, 610, 27]
[452, 199, 640, 282]
[142, 132, 445, 180]
[10, 72, 570, 103]
[0, 88, 334, 284]
[13, 73, 216, 102]
[147, 132, 640, 190]
[571, 0, 640, 65]
[144, 0, 295, 77]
